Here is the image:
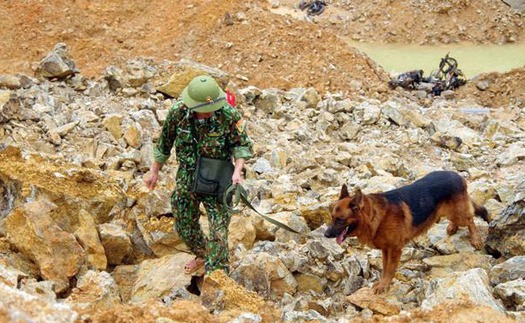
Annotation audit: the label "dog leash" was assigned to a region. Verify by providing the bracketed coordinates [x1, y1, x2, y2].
[222, 184, 301, 234]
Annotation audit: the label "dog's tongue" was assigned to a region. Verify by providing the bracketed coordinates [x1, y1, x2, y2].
[336, 227, 348, 245]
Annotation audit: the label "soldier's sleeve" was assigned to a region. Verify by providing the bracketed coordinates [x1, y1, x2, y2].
[153, 103, 180, 163]
[229, 110, 253, 161]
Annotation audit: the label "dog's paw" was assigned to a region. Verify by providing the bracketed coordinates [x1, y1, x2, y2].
[471, 238, 483, 250]
[446, 223, 458, 235]
[372, 281, 389, 294]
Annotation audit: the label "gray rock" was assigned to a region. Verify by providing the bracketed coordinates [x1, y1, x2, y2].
[239, 86, 262, 104]
[490, 256, 525, 286]
[231, 252, 297, 300]
[381, 101, 409, 126]
[418, 219, 488, 254]
[278, 250, 309, 273]
[486, 198, 525, 258]
[450, 152, 478, 171]
[282, 310, 326, 322]
[494, 278, 525, 310]
[441, 90, 455, 99]
[299, 87, 321, 109]
[124, 59, 157, 88]
[422, 268, 506, 313]
[476, 80, 490, 91]
[0, 282, 78, 322]
[254, 89, 283, 116]
[354, 101, 381, 125]
[104, 66, 127, 91]
[502, 0, 525, 12]
[35, 43, 79, 79]
[0, 75, 22, 90]
[305, 239, 344, 260]
[274, 214, 309, 243]
[252, 158, 273, 174]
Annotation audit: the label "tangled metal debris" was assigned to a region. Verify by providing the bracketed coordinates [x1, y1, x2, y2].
[298, 0, 328, 17]
[388, 69, 424, 90]
[389, 53, 467, 95]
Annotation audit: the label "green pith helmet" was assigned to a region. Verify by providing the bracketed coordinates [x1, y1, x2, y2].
[181, 75, 226, 113]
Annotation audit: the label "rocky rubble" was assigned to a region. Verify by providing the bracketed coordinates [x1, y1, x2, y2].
[0, 47, 525, 322]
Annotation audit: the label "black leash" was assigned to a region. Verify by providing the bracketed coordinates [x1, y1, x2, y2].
[222, 184, 301, 234]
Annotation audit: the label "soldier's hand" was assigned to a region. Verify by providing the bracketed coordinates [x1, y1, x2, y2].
[144, 171, 159, 190]
[232, 172, 243, 185]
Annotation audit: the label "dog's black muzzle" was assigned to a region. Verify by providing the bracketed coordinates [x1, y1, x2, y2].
[324, 225, 341, 238]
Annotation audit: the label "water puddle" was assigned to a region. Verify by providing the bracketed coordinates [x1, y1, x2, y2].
[267, 0, 525, 78]
[348, 41, 525, 78]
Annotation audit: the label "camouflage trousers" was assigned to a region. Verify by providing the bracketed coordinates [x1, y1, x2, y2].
[171, 167, 232, 273]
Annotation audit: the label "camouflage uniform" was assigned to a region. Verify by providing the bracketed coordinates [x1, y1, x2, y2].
[153, 100, 252, 273]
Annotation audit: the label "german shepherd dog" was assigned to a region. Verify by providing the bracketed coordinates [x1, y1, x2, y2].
[324, 171, 489, 293]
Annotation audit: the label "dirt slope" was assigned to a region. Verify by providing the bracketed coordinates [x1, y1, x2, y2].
[0, 0, 523, 98]
[281, 0, 524, 45]
[0, 0, 387, 95]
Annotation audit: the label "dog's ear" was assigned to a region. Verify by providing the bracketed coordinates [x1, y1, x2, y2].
[350, 187, 363, 210]
[339, 184, 349, 200]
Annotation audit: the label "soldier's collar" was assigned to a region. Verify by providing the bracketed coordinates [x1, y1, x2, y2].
[190, 110, 221, 119]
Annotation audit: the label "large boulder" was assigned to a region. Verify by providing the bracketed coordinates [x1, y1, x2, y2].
[111, 264, 139, 303]
[494, 279, 525, 311]
[230, 251, 297, 300]
[155, 59, 230, 98]
[35, 43, 79, 80]
[229, 215, 257, 250]
[4, 199, 85, 293]
[489, 256, 525, 286]
[129, 252, 194, 303]
[347, 288, 401, 315]
[0, 145, 128, 226]
[422, 268, 505, 313]
[485, 198, 525, 258]
[200, 269, 265, 313]
[65, 270, 121, 312]
[74, 209, 107, 270]
[98, 221, 133, 266]
[0, 264, 27, 288]
[0, 282, 78, 322]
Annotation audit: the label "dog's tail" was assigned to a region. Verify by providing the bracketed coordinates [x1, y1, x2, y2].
[472, 201, 490, 223]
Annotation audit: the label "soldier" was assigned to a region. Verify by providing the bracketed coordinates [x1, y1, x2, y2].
[144, 75, 253, 275]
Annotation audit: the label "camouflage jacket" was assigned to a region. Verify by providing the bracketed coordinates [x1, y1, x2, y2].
[153, 101, 253, 168]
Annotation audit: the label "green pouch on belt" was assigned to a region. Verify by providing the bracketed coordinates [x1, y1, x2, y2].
[191, 156, 234, 197]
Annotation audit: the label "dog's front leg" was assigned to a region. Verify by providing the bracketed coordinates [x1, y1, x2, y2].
[381, 249, 388, 276]
[467, 221, 483, 249]
[373, 248, 401, 294]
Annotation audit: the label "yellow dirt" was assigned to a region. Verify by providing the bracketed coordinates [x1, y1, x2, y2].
[0, 146, 119, 200]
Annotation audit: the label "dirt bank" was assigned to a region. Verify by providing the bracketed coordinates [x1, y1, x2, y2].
[2, 0, 523, 96]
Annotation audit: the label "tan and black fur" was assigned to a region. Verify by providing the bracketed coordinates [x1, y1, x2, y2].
[324, 171, 489, 293]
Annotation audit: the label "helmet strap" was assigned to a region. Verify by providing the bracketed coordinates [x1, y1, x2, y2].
[189, 97, 226, 111]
